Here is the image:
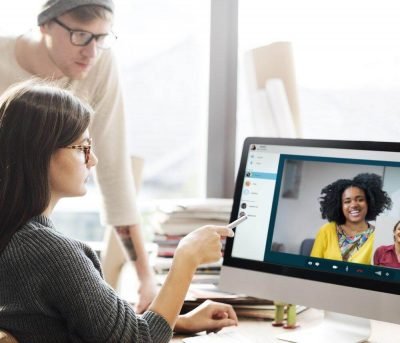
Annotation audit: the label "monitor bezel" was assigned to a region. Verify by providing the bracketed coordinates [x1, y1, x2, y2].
[223, 137, 400, 296]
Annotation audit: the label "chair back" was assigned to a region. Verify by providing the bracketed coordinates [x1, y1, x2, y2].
[299, 238, 315, 256]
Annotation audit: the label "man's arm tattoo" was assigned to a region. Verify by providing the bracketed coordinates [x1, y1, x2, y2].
[115, 226, 137, 261]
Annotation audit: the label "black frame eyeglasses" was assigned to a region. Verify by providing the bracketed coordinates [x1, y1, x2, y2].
[65, 138, 92, 164]
[53, 18, 117, 49]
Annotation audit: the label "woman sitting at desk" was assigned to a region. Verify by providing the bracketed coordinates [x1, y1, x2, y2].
[374, 221, 400, 268]
[0, 80, 237, 342]
[311, 173, 392, 263]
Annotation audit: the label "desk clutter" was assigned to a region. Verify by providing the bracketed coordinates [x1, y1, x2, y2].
[151, 198, 232, 234]
[150, 198, 232, 257]
[149, 198, 306, 322]
[182, 281, 306, 321]
[155, 266, 305, 321]
[183, 281, 275, 319]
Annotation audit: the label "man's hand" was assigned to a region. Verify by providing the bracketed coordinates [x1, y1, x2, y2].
[115, 224, 157, 313]
[135, 274, 158, 314]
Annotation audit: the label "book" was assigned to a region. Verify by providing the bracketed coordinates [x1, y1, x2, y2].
[180, 282, 307, 320]
[153, 234, 226, 258]
[156, 198, 233, 216]
[152, 218, 230, 236]
[154, 258, 223, 276]
[150, 198, 232, 235]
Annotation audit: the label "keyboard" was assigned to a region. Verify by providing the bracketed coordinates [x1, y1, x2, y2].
[182, 329, 274, 342]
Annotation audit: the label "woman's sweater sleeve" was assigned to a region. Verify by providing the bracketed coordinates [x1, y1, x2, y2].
[29, 229, 172, 342]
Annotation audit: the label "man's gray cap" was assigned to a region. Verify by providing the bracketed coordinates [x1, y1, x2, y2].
[38, 0, 114, 25]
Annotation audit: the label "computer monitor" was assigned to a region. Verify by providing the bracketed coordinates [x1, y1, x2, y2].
[219, 137, 400, 342]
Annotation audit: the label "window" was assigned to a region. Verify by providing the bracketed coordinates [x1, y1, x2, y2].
[237, 0, 400, 146]
[114, 0, 210, 200]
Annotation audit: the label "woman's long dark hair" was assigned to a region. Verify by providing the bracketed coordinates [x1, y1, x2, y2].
[0, 79, 92, 254]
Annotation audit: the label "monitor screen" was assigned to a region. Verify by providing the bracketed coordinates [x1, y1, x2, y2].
[219, 137, 400, 330]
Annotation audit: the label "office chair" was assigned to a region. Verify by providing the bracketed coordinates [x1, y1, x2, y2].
[299, 238, 315, 256]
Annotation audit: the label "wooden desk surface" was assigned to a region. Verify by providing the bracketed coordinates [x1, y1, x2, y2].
[171, 308, 400, 342]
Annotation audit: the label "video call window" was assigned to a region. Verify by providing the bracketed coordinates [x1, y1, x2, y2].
[265, 154, 400, 278]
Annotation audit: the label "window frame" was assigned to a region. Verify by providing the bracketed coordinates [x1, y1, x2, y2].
[207, 0, 238, 198]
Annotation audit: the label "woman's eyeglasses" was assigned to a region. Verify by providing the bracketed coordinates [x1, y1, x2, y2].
[53, 18, 117, 49]
[65, 138, 92, 164]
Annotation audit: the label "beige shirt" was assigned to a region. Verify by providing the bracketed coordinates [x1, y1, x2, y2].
[0, 35, 139, 226]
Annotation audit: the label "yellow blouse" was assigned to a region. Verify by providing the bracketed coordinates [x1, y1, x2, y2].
[310, 222, 374, 264]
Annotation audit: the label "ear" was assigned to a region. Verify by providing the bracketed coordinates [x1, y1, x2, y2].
[39, 23, 49, 34]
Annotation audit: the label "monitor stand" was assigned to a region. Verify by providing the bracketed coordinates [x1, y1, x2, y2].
[276, 311, 371, 343]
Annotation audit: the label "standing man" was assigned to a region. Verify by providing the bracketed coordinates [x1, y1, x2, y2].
[0, 0, 157, 313]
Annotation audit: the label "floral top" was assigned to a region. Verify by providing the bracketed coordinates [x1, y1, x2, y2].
[337, 224, 375, 261]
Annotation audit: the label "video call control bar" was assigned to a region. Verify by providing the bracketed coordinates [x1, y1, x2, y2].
[305, 258, 395, 281]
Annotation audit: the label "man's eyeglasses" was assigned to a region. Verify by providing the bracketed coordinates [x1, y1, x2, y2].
[65, 138, 92, 164]
[53, 18, 117, 49]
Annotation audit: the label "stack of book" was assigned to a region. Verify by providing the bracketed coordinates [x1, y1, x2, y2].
[182, 282, 307, 320]
[152, 198, 232, 235]
[153, 268, 306, 320]
[151, 198, 232, 258]
[153, 234, 183, 258]
[154, 258, 223, 279]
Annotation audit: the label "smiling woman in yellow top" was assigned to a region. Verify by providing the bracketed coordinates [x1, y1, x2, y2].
[311, 173, 392, 264]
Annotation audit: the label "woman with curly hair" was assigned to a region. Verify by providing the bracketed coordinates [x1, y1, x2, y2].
[311, 173, 392, 264]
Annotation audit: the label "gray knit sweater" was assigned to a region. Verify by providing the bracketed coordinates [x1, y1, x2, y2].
[0, 215, 173, 343]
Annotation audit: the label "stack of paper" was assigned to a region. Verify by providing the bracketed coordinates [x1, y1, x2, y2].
[181, 282, 306, 320]
[151, 198, 232, 236]
[154, 258, 223, 276]
[183, 282, 307, 319]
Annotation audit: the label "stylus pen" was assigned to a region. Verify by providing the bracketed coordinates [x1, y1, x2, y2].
[226, 215, 248, 229]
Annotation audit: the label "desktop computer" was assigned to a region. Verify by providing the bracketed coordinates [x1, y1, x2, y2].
[219, 137, 400, 342]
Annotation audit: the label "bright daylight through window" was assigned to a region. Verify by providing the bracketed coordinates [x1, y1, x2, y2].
[237, 0, 400, 148]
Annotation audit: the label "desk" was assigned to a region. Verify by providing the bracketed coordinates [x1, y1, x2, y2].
[171, 308, 400, 343]
[116, 255, 400, 342]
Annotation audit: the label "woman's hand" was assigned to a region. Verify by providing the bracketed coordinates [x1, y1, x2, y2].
[175, 226, 234, 269]
[174, 300, 238, 334]
[147, 226, 234, 328]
